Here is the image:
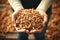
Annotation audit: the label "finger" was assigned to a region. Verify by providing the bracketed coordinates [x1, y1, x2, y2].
[42, 23, 45, 27]
[37, 28, 44, 32]
[30, 30, 37, 33]
[30, 28, 44, 33]
[12, 13, 17, 22]
[16, 28, 26, 32]
[12, 14, 15, 23]
[26, 30, 29, 33]
[18, 29, 26, 32]
[12, 11, 19, 22]
[32, 30, 37, 33]
[43, 14, 48, 24]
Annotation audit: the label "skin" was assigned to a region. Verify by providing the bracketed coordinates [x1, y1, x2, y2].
[12, 9, 48, 34]
[29, 9, 48, 34]
[8, 0, 51, 33]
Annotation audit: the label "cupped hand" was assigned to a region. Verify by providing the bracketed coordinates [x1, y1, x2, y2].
[29, 9, 48, 34]
[12, 10, 30, 33]
[37, 9, 48, 24]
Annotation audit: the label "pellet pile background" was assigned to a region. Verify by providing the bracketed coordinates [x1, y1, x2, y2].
[0, 0, 9, 5]
[0, 0, 15, 37]
[45, 0, 60, 40]
[0, 5, 14, 32]
[15, 9, 44, 31]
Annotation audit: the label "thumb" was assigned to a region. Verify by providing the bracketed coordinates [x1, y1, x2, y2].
[43, 14, 48, 25]
[12, 11, 19, 23]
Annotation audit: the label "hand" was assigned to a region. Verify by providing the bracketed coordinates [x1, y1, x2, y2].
[29, 9, 48, 34]
[12, 10, 29, 33]
[15, 27, 29, 33]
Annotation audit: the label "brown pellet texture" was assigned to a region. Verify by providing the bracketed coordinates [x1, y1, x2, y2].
[0, 6, 15, 32]
[15, 9, 44, 31]
[0, 0, 9, 5]
[45, 18, 60, 40]
[45, 0, 60, 40]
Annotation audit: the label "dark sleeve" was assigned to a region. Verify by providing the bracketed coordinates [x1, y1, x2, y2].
[46, 5, 52, 21]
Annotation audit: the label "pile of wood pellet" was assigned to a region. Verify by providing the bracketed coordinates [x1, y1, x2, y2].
[45, 0, 60, 40]
[51, 0, 60, 20]
[0, 5, 14, 32]
[45, 18, 60, 40]
[0, 0, 9, 5]
[15, 9, 44, 31]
